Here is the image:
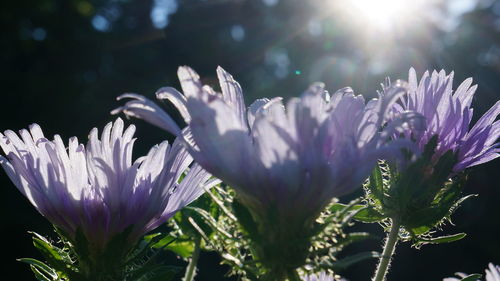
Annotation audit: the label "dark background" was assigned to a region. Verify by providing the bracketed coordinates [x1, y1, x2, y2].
[1, 0, 499, 280]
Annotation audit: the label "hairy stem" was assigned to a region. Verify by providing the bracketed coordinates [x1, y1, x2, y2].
[183, 236, 202, 281]
[372, 218, 400, 281]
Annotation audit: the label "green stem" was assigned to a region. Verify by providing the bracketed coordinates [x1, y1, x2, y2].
[183, 236, 202, 281]
[372, 218, 400, 281]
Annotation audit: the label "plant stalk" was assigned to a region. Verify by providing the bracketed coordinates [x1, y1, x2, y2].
[183, 236, 202, 281]
[372, 218, 400, 281]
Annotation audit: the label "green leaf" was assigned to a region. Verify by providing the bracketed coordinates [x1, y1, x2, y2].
[353, 207, 385, 223]
[329, 203, 385, 223]
[404, 180, 468, 237]
[367, 163, 385, 203]
[205, 186, 237, 221]
[127, 234, 172, 265]
[187, 206, 233, 238]
[19, 258, 57, 280]
[329, 202, 362, 213]
[331, 251, 380, 271]
[459, 273, 482, 281]
[144, 233, 176, 249]
[30, 265, 54, 281]
[329, 202, 350, 213]
[414, 233, 466, 246]
[165, 241, 195, 258]
[30, 233, 68, 274]
[174, 205, 214, 238]
[144, 233, 196, 259]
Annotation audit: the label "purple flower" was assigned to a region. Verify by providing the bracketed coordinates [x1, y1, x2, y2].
[114, 66, 415, 223]
[114, 66, 421, 276]
[486, 264, 500, 281]
[0, 118, 218, 250]
[388, 68, 499, 172]
[302, 271, 344, 281]
[443, 263, 500, 281]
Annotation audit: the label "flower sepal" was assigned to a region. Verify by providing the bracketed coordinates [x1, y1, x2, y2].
[232, 198, 317, 281]
[444, 273, 483, 281]
[361, 136, 475, 245]
[20, 228, 181, 281]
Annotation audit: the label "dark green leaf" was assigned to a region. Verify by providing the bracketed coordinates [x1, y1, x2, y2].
[329, 202, 363, 213]
[30, 233, 68, 273]
[187, 206, 233, 238]
[30, 265, 54, 281]
[367, 163, 385, 203]
[329, 203, 385, 223]
[165, 241, 195, 258]
[404, 180, 468, 236]
[414, 233, 466, 246]
[174, 205, 214, 238]
[353, 207, 385, 223]
[18, 258, 57, 280]
[460, 273, 482, 281]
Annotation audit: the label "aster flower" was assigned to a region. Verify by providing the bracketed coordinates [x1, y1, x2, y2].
[369, 70, 499, 281]
[302, 271, 346, 281]
[0, 118, 217, 252]
[389, 68, 499, 172]
[114, 66, 417, 279]
[443, 263, 500, 281]
[486, 264, 500, 281]
[114, 66, 416, 212]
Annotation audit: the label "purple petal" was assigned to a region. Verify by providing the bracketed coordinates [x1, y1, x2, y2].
[113, 93, 181, 136]
[216, 66, 248, 128]
[155, 86, 191, 122]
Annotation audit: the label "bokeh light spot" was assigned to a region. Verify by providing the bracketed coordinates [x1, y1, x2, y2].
[230, 25, 245, 42]
[91, 15, 111, 32]
[32, 27, 47, 41]
[76, 1, 94, 16]
[262, 0, 279, 7]
[150, 0, 178, 29]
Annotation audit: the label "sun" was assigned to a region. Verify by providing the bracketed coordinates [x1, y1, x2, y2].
[351, 0, 408, 28]
[334, 0, 428, 31]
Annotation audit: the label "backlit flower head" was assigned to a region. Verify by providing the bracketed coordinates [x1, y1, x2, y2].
[115, 66, 415, 221]
[114, 66, 418, 276]
[388, 68, 499, 172]
[0, 118, 217, 250]
[302, 271, 346, 281]
[444, 263, 500, 281]
[486, 264, 500, 281]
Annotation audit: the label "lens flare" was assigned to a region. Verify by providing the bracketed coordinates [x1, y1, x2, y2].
[335, 0, 432, 31]
[351, 0, 408, 28]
